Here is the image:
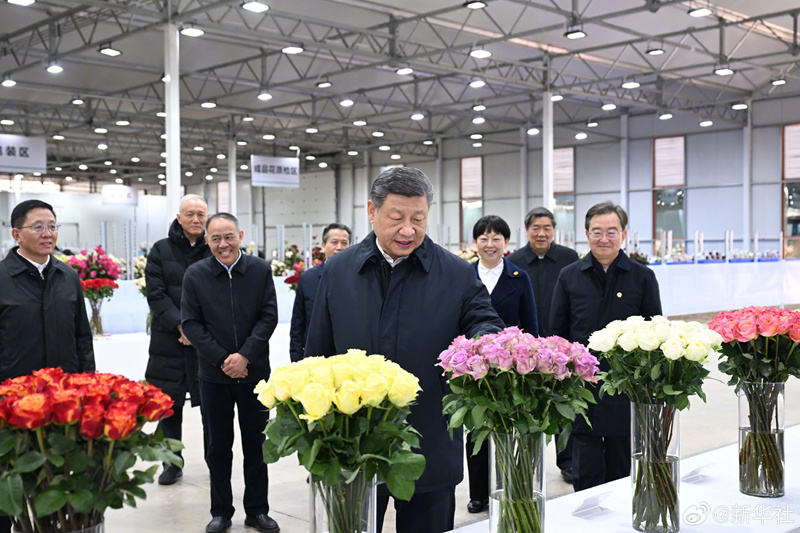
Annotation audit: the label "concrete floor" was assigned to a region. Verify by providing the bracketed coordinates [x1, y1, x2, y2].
[106, 313, 800, 533]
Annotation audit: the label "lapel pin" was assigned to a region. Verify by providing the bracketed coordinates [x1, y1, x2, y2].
[617, 292, 622, 298]
[513, 271, 519, 276]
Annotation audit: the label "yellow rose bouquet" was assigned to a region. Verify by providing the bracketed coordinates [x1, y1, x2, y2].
[255, 350, 425, 533]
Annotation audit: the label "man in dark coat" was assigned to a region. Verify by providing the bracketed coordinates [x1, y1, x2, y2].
[507, 206, 579, 482]
[289, 222, 350, 362]
[144, 194, 211, 485]
[305, 167, 505, 533]
[0, 199, 95, 533]
[182, 213, 279, 533]
[550, 201, 662, 492]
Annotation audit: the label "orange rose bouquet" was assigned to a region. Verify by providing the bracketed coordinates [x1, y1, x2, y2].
[0, 368, 182, 533]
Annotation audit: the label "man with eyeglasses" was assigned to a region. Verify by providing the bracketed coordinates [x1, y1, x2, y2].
[0, 199, 95, 533]
[550, 201, 661, 492]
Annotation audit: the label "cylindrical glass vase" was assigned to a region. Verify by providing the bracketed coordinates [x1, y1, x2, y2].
[310, 470, 377, 533]
[89, 299, 103, 336]
[14, 517, 104, 533]
[631, 403, 680, 533]
[738, 381, 785, 497]
[489, 431, 544, 533]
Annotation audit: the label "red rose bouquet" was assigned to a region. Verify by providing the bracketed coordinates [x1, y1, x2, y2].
[0, 368, 182, 533]
[65, 246, 124, 335]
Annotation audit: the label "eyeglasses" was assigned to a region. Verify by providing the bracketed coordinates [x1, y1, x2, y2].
[588, 229, 620, 240]
[19, 223, 61, 233]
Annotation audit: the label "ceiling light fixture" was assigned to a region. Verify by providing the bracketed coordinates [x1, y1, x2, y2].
[469, 46, 492, 59]
[200, 100, 217, 108]
[94, 127, 108, 134]
[422, 139, 434, 145]
[771, 75, 787, 86]
[319, 161, 329, 168]
[241, 1, 269, 13]
[131, 156, 140, 162]
[472, 115, 486, 124]
[98, 43, 122, 57]
[306, 155, 316, 160]
[564, 23, 586, 40]
[193, 146, 204, 151]
[205, 175, 213, 181]
[305, 126, 319, 134]
[395, 66, 414, 76]
[410, 111, 425, 121]
[237, 140, 247, 146]
[601, 102, 617, 111]
[216, 154, 226, 160]
[242, 115, 255, 122]
[372, 131, 384, 137]
[262, 133, 276, 140]
[688, 5, 712, 17]
[551, 94, 563, 102]
[526, 127, 540, 136]
[78, 164, 88, 170]
[180, 23, 204, 37]
[621, 79, 640, 89]
[110, 169, 117, 175]
[463, 1, 487, 9]
[659, 112, 673, 120]
[98, 143, 108, 150]
[8, 0, 36, 5]
[575, 132, 588, 140]
[348, 150, 359, 156]
[339, 97, 354, 107]
[390, 154, 401, 160]
[257, 88, 273, 101]
[586, 119, 598, 128]
[472, 142, 483, 148]
[159, 179, 167, 185]
[731, 103, 748, 110]
[1, 76, 16, 88]
[45, 59, 63, 74]
[115, 118, 130, 126]
[646, 42, 665, 55]
[52, 134, 64, 140]
[114, 177, 122, 183]
[316, 78, 332, 89]
[714, 64, 734, 76]
[65, 176, 73, 182]
[472, 101, 486, 112]
[471, 134, 483, 140]
[282, 43, 304, 55]
[55, 167, 62, 171]
[699, 119, 713, 127]
[210, 167, 218, 172]
[240, 164, 249, 170]
[156, 111, 166, 117]
[289, 146, 299, 151]
[469, 77, 486, 88]
[379, 145, 391, 151]
[186, 171, 193, 177]
[104, 160, 113, 165]
[0, 118, 14, 126]
[353, 119, 367, 126]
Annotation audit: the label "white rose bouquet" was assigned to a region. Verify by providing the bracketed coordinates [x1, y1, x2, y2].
[256, 350, 425, 533]
[588, 315, 722, 533]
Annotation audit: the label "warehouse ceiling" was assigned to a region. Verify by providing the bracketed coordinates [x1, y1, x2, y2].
[1, 0, 799, 188]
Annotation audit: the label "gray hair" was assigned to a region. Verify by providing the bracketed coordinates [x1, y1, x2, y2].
[180, 194, 207, 208]
[584, 201, 628, 231]
[369, 167, 434, 210]
[524, 207, 556, 229]
[205, 212, 240, 231]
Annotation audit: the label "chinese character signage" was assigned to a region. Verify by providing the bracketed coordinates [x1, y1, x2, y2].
[0, 134, 47, 173]
[101, 184, 138, 206]
[250, 155, 300, 188]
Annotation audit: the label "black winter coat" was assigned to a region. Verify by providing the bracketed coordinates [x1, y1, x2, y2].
[0, 248, 94, 381]
[289, 261, 324, 362]
[472, 258, 539, 336]
[507, 242, 579, 336]
[550, 251, 662, 436]
[305, 232, 505, 493]
[181, 253, 277, 385]
[144, 219, 211, 405]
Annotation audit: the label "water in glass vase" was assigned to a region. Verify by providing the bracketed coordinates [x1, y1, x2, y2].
[631, 454, 680, 533]
[489, 489, 543, 533]
[739, 428, 784, 497]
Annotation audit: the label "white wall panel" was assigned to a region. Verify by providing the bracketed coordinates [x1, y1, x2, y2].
[752, 126, 782, 184]
[628, 190, 653, 250]
[687, 186, 743, 248]
[483, 152, 521, 199]
[752, 183, 782, 243]
[575, 142, 621, 193]
[752, 97, 800, 128]
[686, 130, 743, 187]
[629, 139, 653, 191]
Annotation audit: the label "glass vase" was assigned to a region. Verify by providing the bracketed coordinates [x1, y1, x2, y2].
[14, 517, 104, 533]
[489, 431, 544, 533]
[738, 381, 784, 497]
[89, 299, 103, 336]
[310, 470, 377, 533]
[631, 403, 680, 533]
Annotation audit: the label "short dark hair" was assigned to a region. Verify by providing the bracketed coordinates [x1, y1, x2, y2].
[322, 223, 352, 243]
[524, 207, 555, 229]
[205, 212, 240, 231]
[11, 200, 56, 229]
[584, 201, 628, 231]
[369, 167, 434, 210]
[473, 215, 511, 241]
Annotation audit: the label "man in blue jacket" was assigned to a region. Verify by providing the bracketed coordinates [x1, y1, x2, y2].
[289, 222, 350, 362]
[181, 213, 279, 533]
[305, 167, 505, 533]
[550, 201, 662, 492]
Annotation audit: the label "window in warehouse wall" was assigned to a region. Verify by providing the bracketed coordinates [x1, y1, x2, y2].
[460, 156, 483, 246]
[653, 136, 686, 256]
[783, 125, 800, 258]
[553, 147, 575, 235]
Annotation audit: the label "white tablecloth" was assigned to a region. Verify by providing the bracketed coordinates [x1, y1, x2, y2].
[452, 425, 800, 532]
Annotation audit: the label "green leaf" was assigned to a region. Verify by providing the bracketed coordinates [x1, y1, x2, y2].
[391, 451, 426, 480]
[0, 434, 18, 457]
[471, 405, 487, 428]
[301, 439, 323, 471]
[449, 406, 469, 428]
[69, 450, 90, 474]
[34, 489, 68, 516]
[557, 424, 572, 453]
[0, 474, 23, 516]
[385, 471, 415, 501]
[554, 402, 575, 421]
[66, 489, 94, 514]
[662, 385, 681, 396]
[262, 439, 281, 464]
[113, 451, 136, 477]
[14, 451, 47, 473]
[46, 453, 65, 468]
[650, 364, 661, 381]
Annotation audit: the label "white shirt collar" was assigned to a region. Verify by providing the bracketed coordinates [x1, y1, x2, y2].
[477, 260, 504, 294]
[17, 250, 49, 279]
[375, 239, 407, 268]
[477, 261, 504, 276]
[215, 249, 242, 273]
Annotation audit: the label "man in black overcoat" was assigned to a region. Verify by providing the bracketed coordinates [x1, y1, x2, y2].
[145, 194, 211, 485]
[550, 201, 662, 492]
[305, 167, 505, 533]
[507, 206, 579, 482]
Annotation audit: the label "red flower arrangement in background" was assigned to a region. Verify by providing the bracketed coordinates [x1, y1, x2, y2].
[66, 246, 124, 304]
[0, 368, 181, 533]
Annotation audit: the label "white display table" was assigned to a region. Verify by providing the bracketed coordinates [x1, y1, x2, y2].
[452, 425, 800, 532]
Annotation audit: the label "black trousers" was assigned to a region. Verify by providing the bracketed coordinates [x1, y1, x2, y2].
[572, 433, 629, 492]
[159, 394, 210, 466]
[466, 433, 488, 501]
[200, 379, 270, 519]
[555, 430, 574, 471]
[376, 486, 456, 533]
